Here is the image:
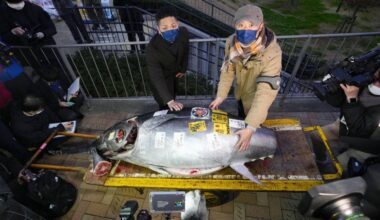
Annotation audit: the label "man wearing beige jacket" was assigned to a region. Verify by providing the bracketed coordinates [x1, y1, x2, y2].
[210, 4, 282, 151]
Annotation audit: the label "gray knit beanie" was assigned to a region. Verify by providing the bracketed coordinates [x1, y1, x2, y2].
[233, 4, 263, 26]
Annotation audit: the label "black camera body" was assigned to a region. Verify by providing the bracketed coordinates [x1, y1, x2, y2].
[313, 47, 380, 103]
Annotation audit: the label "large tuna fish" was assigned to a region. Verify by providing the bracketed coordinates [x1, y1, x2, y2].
[93, 107, 277, 183]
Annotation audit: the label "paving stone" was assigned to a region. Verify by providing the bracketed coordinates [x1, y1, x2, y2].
[245, 204, 270, 219]
[233, 202, 245, 220]
[81, 214, 95, 220]
[151, 213, 163, 220]
[209, 211, 234, 220]
[86, 202, 109, 217]
[234, 192, 257, 205]
[282, 210, 296, 220]
[290, 193, 304, 200]
[81, 214, 115, 220]
[105, 195, 126, 219]
[269, 195, 282, 220]
[101, 191, 115, 205]
[82, 190, 105, 202]
[295, 211, 308, 220]
[257, 192, 269, 206]
[220, 200, 234, 213]
[80, 182, 99, 190]
[115, 187, 137, 197]
[280, 198, 300, 210]
[208, 205, 222, 212]
[269, 192, 292, 198]
[72, 200, 91, 220]
[134, 188, 149, 199]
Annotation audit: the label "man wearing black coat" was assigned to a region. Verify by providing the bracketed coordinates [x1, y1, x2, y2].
[0, 0, 69, 86]
[0, 0, 56, 46]
[10, 95, 72, 151]
[312, 70, 380, 170]
[146, 7, 189, 111]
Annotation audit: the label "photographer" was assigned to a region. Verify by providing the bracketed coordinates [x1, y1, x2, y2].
[0, 0, 57, 46]
[313, 69, 380, 170]
[0, 0, 70, 86]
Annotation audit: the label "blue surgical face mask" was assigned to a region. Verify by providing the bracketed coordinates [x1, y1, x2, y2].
[236, 30, 258, 46]
[161, 28, 179, 43]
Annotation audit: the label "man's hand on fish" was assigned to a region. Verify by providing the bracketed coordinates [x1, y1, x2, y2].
[235, 127, 256, 152]
[167, 100, 184, 111]
[209, 97, 225, 109]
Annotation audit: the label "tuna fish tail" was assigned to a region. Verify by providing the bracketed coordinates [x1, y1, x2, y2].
[230, 163, 262, 184]
[91, 148, 112, 177]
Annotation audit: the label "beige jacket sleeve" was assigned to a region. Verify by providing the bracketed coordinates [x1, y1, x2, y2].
[216, 37, 235, 99]
[245, 45, 282, 128]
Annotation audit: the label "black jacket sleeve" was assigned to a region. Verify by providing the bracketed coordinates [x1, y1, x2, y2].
[0, 8, 16, 43]
[341, 102, 380, 137]
[146, 45, 174, 104]
[179, 27, 189, 73]
[36, 5, 57, 38]
[12, 119, 64, 147]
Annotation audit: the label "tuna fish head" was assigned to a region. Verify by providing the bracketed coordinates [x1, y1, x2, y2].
[96, 118, 138, 158]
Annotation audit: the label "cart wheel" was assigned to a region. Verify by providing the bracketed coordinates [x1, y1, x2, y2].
[203, 191, 238, 207]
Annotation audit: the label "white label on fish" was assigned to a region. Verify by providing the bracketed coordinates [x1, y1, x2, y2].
[173, 132, 185, 148]
[207, 133, 221, 150]
[154, 132, 166, 149]
[229, 119, 245, 129]
[153, 110, 168, 117]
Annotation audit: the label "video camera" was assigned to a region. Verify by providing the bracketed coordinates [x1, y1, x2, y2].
[313, 47, 380, 102]
[299, 163, 380, 219]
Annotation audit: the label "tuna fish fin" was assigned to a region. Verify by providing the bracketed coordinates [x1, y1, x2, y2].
[230, 163, 262, 184]
[141, 114, 177, 130]
[148, 166, 170, 175]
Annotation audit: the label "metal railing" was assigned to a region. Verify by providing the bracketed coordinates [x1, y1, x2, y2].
[73, 4, 232, 42]
[179, 0, 235, 26]
[11, 32, 380, 101]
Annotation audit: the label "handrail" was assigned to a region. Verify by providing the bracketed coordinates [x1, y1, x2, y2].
[11, 32, 380, 48]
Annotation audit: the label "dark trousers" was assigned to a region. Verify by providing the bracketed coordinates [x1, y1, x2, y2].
[61, 7, 92, 43]
[237, 100, 246, 118]
[124, 23, 146, 52]
[83, 0, 108, 28]
[57, 94, 85, 121]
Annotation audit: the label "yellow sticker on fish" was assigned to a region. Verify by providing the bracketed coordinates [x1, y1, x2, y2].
[212, 113, 228, 124]
[214, 123, 230, 134]
[212, 109, 227, 115]
[188, 121, 207, 134]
